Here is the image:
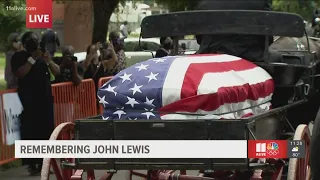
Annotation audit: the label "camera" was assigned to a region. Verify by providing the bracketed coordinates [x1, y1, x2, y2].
[71, 56, 77, 62]
[63, 55, 77, 62]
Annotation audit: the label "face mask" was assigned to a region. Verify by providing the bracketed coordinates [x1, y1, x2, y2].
[24, 39, 38, 52]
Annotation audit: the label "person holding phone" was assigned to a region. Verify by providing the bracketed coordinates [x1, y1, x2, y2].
[10, 31, 60, 175]
[52, 45, 83, 85]
[82, 41, 117, 88]
[104, 31, 126, 76]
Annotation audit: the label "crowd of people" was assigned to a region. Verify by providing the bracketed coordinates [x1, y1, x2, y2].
[3, 20, 177, 176]
[3, 28, 127, 175]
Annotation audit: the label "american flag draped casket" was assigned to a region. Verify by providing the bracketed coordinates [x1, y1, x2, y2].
[97, 54, 274, 120]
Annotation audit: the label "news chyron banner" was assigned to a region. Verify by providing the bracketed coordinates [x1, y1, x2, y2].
[15, 140, 248, 158]
[248, 140, 306, 159]
[15, 140, 306, 158]
[26, 0, 52, 28]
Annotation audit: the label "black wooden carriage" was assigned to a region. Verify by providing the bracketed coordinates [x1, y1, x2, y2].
[41, 10, 318, 180]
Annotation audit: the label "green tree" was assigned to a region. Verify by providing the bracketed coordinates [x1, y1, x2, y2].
[155, 0, 198, 12]
[272, 0, 310, 19]
[271, 0, 320, 20]
[0, 1, 26, 51]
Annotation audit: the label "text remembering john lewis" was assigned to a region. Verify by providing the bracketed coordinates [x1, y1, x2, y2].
[20, 145, 150, 154]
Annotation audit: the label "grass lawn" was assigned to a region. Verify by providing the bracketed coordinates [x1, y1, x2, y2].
[0, 53, 7, 90]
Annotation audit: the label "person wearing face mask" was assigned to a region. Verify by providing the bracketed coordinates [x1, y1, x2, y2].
[104, 31, 126, 76]
[82, 41, 117, 88]
[155, 37, 173, 58]
[10, 31, 60, 175]
[52, 45, 83, 85]
[5, 33, 23, 89]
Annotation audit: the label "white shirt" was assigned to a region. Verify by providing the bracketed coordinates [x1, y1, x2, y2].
[120, 24, 128, 39]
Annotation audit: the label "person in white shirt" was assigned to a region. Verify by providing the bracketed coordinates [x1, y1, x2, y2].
[119, 21, 128, 40]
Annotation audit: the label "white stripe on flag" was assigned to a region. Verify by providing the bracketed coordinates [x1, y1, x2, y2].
[160, 98, 272, 120]
[197, 67, 272, 95]
[162, 54, 242, 106]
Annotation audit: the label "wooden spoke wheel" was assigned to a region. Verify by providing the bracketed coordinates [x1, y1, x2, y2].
[287, 124, 311, 180]
[40, 123, 115, 180]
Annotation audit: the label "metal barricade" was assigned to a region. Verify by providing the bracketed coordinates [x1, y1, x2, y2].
[52, 79, 97, 126]
[0, 79, 97, 165]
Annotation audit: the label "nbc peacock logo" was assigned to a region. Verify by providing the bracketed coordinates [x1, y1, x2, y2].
[266, 142, 279, 155]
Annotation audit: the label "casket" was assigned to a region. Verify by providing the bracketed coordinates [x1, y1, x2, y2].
[97, 54, 274, 120]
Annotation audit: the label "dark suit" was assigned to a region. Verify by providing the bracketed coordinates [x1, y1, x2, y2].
[155, 48, 169, 58]
[196, 0, 272, 62]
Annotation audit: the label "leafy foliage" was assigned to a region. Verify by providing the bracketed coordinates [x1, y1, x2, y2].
[0, 0, 26, 51]
[155, 0, 320, 18]
[155, 0, 198, 12]
[272, 0, 315, 20]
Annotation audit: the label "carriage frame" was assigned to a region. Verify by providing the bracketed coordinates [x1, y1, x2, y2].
[41, 10, 318, 180]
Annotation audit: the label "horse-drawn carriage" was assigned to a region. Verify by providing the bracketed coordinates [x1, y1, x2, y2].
[41, 10, 320, 180]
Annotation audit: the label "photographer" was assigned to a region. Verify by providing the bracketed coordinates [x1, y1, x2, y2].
[11, 31, 60, 175]
[53, 45, 83, 85]
[83, 41, 117, 87]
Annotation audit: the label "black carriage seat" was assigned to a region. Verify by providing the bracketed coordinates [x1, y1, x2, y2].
[267, 48, 283, 63]
[269, 37, 317, 66]
[140, 10, 310, 85]
[140, 10, 318, 107]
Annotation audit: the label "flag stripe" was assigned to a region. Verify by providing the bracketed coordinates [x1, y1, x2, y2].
[160, 79, 274, 113]
[160, 102, 271, 120]
[162, 54, 242, 106]
[182, 66, 272, 98]
[181, 60, 261, 98]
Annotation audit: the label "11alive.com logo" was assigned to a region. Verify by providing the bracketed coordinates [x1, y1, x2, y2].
[26, 0, 52, 28]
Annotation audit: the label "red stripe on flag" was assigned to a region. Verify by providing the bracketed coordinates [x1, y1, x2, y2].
[180, 59, 258, 99]
[187, 54, 222, 57]
[160, 79, 274, 113]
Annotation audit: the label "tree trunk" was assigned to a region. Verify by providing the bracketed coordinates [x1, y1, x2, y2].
[64, 1, 93, 52]
[92, 0, 119, 43]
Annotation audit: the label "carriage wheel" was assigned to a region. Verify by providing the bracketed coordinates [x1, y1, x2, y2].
[41, 122, 82, 180]
[287, 124, 311, 180]
[40, 122, 114, 180]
